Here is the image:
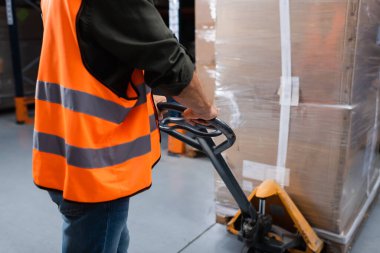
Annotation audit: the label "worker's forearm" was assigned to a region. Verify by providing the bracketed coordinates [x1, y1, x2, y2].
[172, 71, 218, 121]
[173, 72, 212, 114]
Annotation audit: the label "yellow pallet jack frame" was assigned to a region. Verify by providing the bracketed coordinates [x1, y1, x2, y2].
[227, 180, 323, 253]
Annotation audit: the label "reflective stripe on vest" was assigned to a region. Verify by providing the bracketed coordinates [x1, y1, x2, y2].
[36, 81, 147, 124]
[149, 114, 157, 132]
[33, 132, 151, 169]
[33, 114, 158, 169]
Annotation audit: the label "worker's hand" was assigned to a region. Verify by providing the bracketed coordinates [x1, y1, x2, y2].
[183, 105, 218, 125]
[153, 95, 167, 120]
[173, 71, 218, 125]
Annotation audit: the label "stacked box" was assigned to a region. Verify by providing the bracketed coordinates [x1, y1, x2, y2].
[203, 0, 380, 252]
[0, 5, 42, 110]
[195, 0, 216, 101]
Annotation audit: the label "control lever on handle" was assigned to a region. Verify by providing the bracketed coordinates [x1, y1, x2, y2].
[157, 102, 236, 154]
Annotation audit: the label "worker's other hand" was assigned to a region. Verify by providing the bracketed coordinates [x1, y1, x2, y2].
[153, 95, 167, 120]
[183, 105, 218, 125]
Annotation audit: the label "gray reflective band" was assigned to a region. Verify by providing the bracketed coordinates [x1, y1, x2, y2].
[134, 83, 148, 106]
[33, 131, 151, 169]
[36, 81, 148, 124]
[149, 114, 157, 132]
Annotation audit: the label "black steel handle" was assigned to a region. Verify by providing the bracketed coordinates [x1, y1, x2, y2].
[157, 102, 256, 220]
[157, 102, 236, 154]
[160, 117, 222, 138]
[157, 102, 186, 113]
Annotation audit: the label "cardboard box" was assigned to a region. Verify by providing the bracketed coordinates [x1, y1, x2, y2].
[215, 96, 379, 233]
[215, 0, 379, 105]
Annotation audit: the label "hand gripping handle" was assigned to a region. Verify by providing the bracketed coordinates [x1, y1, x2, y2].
[157, 102, 236, 154]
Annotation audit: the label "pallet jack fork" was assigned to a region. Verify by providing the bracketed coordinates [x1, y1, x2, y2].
[158, 102, 324, 253]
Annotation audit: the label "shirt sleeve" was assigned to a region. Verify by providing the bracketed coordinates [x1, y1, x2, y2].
[87, 0, 195, 96]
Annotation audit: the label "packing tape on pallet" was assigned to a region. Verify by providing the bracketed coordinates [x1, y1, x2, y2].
[276, 0, 299, 187]
[243, 160, 290, 187]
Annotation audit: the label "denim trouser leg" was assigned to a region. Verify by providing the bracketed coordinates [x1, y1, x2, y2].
[48, 191, 130, 253]
[117, 225, 130, 253]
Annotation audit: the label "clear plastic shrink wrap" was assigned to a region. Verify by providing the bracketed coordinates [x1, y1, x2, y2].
[195, 0, 217, 101]
[195, 0, 380, 251]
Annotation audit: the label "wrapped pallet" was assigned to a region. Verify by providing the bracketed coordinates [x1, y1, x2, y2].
[196, 0, 380, 252]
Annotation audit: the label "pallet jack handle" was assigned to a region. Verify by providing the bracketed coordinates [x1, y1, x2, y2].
[157, 102, 257, 221]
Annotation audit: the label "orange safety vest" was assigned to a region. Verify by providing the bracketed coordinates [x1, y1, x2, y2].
[33, 0, 161, 202]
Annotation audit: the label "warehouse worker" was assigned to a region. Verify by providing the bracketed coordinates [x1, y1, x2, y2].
[32, 0, 217, 252]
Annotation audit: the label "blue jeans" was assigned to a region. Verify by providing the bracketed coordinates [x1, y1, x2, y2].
[48, 191, 130, 253]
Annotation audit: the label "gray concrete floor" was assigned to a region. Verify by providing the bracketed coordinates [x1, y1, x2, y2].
[0, 112, 379, 252]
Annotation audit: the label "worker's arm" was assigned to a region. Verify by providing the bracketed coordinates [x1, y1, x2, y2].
[153, 72, 217, 121]
[78, 0, 217, 120]
[81, 0, 193, 96]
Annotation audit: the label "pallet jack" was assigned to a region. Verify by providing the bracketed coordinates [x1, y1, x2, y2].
[158, 102, 324, 253]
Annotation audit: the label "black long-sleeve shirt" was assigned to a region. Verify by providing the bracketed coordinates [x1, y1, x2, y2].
[76, 0, 194, 98]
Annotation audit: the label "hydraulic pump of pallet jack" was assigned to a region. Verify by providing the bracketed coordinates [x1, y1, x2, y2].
[158, 102, 324, 253]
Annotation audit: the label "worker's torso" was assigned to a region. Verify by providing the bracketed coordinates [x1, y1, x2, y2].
[33, 0, 161, 202]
